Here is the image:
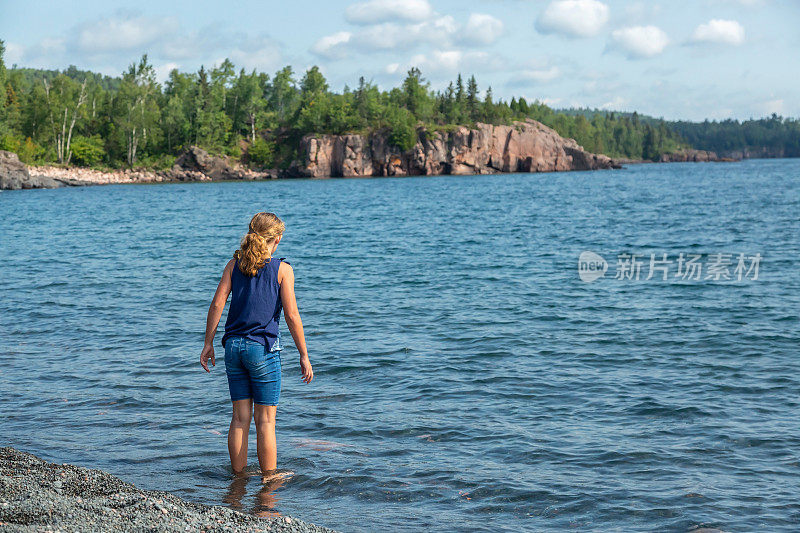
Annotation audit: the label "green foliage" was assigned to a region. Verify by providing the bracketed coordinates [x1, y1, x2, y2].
[1, 53, 794, 169]
[516, 105, 687, 160]
[109, 55, 161, 167]
[0, 133, 15, 152]
[70, 135, 105, 166]
[671, 114, 800, 157]
[247, 137, 275, 167]
[386, 107, 417, 152]
[0, 133, 45, 164]
[0, 40, 7, 137]
[136, 152, 175, 171]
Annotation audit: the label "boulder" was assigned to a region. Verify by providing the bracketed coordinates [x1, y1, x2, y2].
[172, 146, 237, 180]
[0, 151, 65, 190]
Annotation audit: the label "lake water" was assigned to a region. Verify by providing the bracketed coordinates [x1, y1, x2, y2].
[1, 159, 798, 532]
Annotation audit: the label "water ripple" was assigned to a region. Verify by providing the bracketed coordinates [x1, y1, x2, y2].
[1, 159, 799, 532]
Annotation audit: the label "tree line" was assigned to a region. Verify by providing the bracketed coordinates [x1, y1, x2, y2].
[671, 115, 800, 157]
[0, 43, 792, 170]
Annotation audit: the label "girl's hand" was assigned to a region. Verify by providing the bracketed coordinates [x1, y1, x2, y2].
[300, 356, 313, 383]
[200, 344, 216, 373]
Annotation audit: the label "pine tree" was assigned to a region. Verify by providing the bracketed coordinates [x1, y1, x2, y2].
[466, 75, 479, 122]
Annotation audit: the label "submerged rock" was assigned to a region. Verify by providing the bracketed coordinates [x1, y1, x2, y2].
[293, 119, 621, 178]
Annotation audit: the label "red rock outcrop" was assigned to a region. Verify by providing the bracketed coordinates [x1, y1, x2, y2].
[293, 119, 619, 178]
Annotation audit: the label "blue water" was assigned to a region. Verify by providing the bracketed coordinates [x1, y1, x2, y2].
[1, 159, 798, 532]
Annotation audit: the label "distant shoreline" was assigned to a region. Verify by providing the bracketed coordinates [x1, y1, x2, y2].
[23, 159, 733, 188]
[0, 446, 336, 532]
[7, 143, 789, 191]
[3, 157, 746, 190]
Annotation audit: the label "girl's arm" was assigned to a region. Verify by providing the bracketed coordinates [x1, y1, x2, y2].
[279, 262, 313, 383]
[200, 259, 234, 372]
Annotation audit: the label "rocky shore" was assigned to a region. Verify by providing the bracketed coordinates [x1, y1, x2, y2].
[0, 147, 279, 190]
[295, 119, 621, 177]
[1, 119, 742, 191]
[656, 148, 736, 163]
[0, 447, 336, 533]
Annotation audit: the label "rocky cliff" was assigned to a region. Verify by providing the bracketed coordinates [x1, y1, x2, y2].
[293, 119, 620, 178]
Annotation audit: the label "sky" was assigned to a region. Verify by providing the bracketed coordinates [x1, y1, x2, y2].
[1, 0, 798, 121]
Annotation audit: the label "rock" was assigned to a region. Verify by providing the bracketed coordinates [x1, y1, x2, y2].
[0, 150, 30, 189]
[718, 146, 780, 160]
[0, 151, 66, 190]
[293, 119, 621, 178]
[659, 149, 726, 162]
[0, 447, 338, 532]
[170, 145, 281, 181]
[172, 145, 237, 180]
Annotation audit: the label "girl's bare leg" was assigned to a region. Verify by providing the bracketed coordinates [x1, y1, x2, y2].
[228, 399, 253, 474]
[253, 404, 277, 474]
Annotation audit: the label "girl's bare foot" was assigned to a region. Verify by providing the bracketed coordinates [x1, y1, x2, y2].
[261, 470, 294, 484]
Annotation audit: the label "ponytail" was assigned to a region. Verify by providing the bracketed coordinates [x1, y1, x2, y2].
[233, 212, 285, 276]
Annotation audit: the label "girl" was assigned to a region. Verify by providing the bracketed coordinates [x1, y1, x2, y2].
[200, 212, 313, 479]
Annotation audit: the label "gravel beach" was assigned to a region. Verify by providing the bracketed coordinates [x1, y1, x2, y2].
[0, 447, 337, 533]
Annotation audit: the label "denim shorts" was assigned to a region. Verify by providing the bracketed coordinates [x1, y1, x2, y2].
[224, 336, 282, 406]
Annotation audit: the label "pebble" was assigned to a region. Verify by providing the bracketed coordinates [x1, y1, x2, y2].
[0, 447, 337, 533]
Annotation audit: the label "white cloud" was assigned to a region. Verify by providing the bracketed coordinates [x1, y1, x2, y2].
[690, 19, 745, 45]
[5, 38, 68, 69]
[536, 0, 610, 38]
[540, 97, 563, 107]
[311, 12, 502, 60]
[760, 98, 784, 115]
[8, 12, 284, 75]
[311, 31, 353, 59]
[345, 0, 433, 25]
[75, 12, 174, 53]
[510, 66, 562, 86]
[356, 16, 455, 50]
[610, 25, 669, 58]
[600, 95, 627, 110]
[159, 30, 227, 61]
[411, 50, 465, 72]
[154, 62, 181, 82]
[226, 36, 282, 71]
[3, 42, 26, 65]
[460, 13, 505, 46]
[392, 49, 503, 76]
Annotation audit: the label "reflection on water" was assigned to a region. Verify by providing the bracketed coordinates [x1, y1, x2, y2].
[223, 472, 286, 517]
[254, 479, 284, 518]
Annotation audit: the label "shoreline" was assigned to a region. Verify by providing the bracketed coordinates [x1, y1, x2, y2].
[27, 163, 281, 188]
[22, 157, 739, 189]
[0, 447, 336, 532]
[0, 144, 755, 191]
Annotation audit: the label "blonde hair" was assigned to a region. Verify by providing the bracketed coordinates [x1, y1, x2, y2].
[233, 212, 285, 276]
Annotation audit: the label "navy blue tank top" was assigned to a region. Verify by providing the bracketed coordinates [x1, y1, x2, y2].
[222, 257, 283, 350]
